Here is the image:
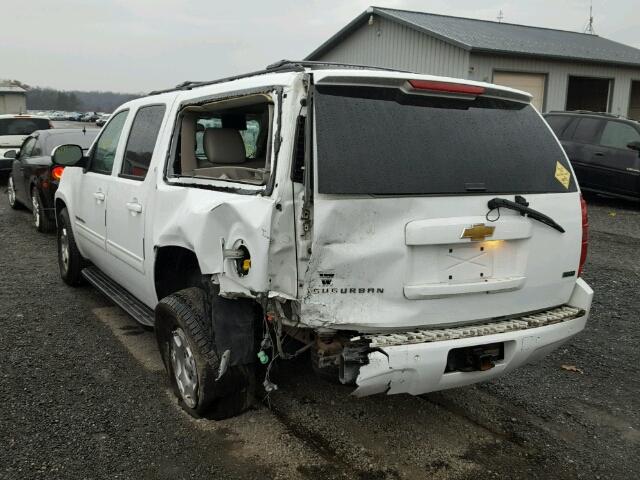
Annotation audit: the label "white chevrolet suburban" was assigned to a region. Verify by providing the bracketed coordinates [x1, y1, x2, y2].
[52, 61, 593, 419]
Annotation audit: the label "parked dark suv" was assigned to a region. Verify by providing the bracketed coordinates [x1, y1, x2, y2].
[543, 111, 640, 200]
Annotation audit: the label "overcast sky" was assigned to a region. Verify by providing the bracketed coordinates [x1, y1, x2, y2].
[3, 0, 638, 93]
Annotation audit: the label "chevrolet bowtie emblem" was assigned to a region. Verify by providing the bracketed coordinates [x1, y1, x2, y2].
[461, 223, 495, 241]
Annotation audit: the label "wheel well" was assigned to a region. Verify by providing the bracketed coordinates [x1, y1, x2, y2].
[55, 198, 66, 217]
[154, 246, 203, 301]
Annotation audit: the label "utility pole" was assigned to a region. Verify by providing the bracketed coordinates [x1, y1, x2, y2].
[497, 9, 504, 23]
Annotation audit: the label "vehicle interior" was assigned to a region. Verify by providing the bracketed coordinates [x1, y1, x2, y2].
[170, 94, 273, 185]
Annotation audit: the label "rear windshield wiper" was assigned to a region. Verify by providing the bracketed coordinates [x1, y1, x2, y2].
[487, 196, 565, 233]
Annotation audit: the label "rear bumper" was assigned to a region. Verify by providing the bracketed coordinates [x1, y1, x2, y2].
[353, 278, 593, 397]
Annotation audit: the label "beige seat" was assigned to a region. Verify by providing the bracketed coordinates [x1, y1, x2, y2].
[194, 128, 264, 182]
[203, 128, 246, 165]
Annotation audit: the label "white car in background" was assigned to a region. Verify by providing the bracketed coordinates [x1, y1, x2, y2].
[0, 114, 52, 172]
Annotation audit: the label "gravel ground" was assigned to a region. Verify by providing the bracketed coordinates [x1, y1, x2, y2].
[0, 180, 638, 480]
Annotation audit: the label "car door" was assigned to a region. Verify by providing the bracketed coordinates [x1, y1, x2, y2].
[592, 120, 640, 196]
[562, 116, 605, 190]
[12, 136, 36, 205]
[73, 110, 129, 267]
[105, 104, 167, 298]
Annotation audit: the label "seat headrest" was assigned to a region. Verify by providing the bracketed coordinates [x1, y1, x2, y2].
[203, 128, 246, 164]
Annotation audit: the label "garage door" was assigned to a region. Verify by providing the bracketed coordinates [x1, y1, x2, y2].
[493, 72, 546, 112]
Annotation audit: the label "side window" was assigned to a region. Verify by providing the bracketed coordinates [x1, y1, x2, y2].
[121, 105, 166, 179]
[545, 115, 572, 138]
[599, 121, 640, 150]
[20, 137, 36, 157]
[89, 110, 129, 174]
[31, 139, 43, 157]
[571, 118, 603, 143]
[173, 96, 272, 186]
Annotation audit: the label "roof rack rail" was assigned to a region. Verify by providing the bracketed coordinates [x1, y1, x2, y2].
[147, 60, 415, 96]
[266, 59, 414, 73]
[146, 62, 305, 96]
[548, 110, 621, 118]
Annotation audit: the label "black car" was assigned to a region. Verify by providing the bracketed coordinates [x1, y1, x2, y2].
[7, 128, 98, 232]
[544, 111, 640, 200]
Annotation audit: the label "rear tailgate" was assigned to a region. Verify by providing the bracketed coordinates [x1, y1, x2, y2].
[301, 72, 582, 332]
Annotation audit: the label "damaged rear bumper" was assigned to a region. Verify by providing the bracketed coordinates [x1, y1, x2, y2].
[351, 278, 593, 397]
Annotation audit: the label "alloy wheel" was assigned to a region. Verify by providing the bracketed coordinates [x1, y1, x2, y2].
[7, 177, 16, 206]
[170, 328, 198, 408]
[59, 227, 70, 273]
[31, 191, 40, 228]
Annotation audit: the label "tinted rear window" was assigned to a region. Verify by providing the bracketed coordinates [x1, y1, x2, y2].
[315, 85, 575, 195]
[121, 104, 166, 179]
[0, 118, 50, 136]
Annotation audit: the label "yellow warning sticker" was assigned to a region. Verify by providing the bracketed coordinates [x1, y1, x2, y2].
[555, 162, 571, 189]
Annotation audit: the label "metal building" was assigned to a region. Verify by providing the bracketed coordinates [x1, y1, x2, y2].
[0, 85, 27, 114]
[306, 7, 640, 118]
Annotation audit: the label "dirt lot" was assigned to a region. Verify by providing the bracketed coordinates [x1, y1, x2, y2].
[0, 181, 638, 480]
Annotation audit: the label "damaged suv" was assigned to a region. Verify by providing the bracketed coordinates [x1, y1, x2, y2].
[52, 61, 593, 418]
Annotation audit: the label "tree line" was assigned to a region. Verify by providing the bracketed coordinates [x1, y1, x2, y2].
[26, 87, 140, 113]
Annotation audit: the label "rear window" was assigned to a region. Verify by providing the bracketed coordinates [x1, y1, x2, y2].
[314, 85, 576, 195]
[45, 131, 98, 155]
[0, 118, 50, 136]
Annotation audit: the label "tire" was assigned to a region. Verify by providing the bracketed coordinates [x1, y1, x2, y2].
[7, 175, 21, 210]
[155, 287, 254, 419]
[32, 187, 55, 233]
[57, 207, 85, 286]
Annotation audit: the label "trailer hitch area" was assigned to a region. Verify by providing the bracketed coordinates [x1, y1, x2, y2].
[339, 343, 374, 385]
[444, 342, 504, 374]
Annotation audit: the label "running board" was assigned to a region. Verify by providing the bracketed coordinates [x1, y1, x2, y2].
[82, 266, 155, 327]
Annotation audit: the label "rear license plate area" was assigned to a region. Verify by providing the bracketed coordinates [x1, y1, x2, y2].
[444, 342, 504, 373]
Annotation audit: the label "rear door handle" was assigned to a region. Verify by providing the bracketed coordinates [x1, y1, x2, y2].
[594, 152, 605, 157]
[93, 191, 105, 202]
[126, 201, 143, 215]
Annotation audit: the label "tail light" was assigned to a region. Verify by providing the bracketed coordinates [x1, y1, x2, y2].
[578, 195, 588, 277]
[51, 165, 65, 181]
[408, 79, 485, 95]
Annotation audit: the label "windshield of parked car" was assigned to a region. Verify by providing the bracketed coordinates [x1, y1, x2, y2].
[0, 118, 51, 136]
[314, 85, 576, 195]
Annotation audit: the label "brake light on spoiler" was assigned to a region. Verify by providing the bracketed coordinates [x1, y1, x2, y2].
[408, 79, 485, 95]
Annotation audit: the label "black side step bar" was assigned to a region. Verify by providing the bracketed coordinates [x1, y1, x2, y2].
[82, 266, 155, 327]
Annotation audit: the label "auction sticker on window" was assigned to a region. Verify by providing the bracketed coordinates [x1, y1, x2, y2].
[555, 162, 571, 189]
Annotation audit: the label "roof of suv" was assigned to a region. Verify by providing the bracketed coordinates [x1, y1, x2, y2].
[544, 111, 640, 125]
[146, 60, 531, 104]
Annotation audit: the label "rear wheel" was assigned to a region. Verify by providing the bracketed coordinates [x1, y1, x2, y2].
[7, 175, 21, 210]
[32, 187, 55, 233]
[155, 287, 254, 419]
[57, 207, 85, 286]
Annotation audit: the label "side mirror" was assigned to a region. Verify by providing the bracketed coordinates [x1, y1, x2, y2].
[52, 144, 85, 167]
[3, 149, 17, 159]
[627, 141, 640, 153]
